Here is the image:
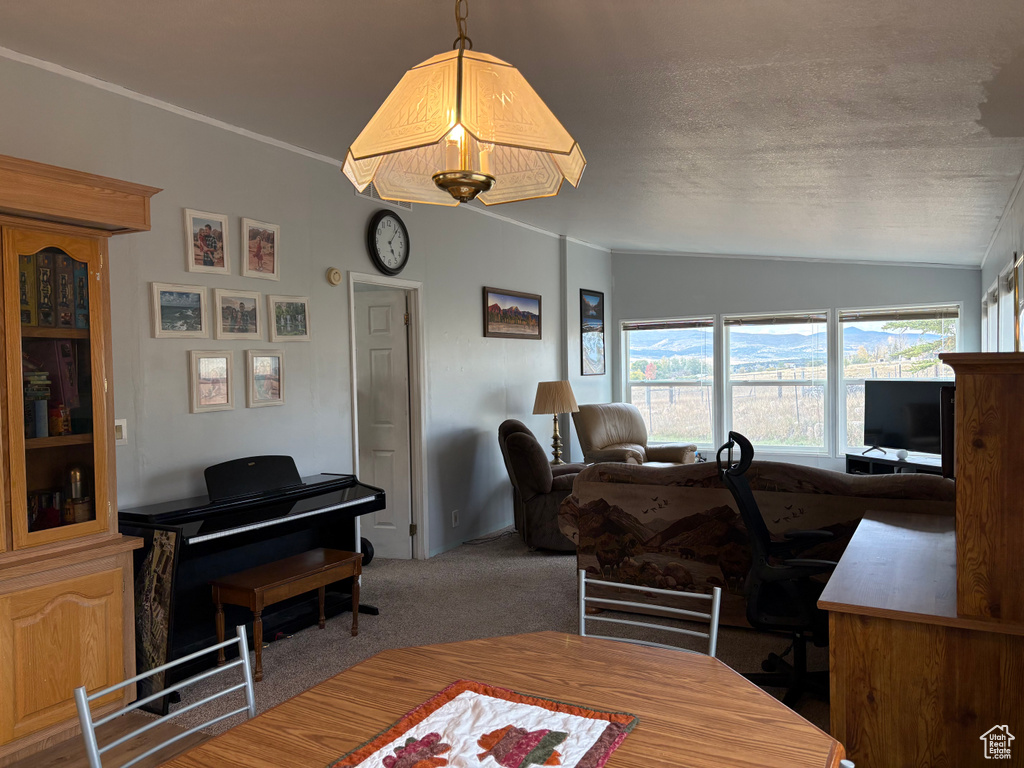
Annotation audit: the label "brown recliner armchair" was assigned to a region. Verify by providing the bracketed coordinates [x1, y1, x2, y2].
[498, 419, 584, 551]
[572, 402, 698, 465]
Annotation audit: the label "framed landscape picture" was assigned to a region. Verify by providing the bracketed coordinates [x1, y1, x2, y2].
[580, 288, 606, 375]
[151, 283, 208, 339]
[268, 295, 311, 341]
[189, 350, 233, 413]
[241, 218, 280, 280]
[483, 287, 541, 340]
[184, 209, 230, 274]
[213, 288, 261, 340]
[246, 349, 285, 407]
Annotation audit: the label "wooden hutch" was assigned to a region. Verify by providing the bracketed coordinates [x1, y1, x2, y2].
[0, 155, 159, 765]
[822, 352, 1024, 766]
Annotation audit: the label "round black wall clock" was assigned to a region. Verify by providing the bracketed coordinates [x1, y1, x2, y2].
[366, 210, 410, 276]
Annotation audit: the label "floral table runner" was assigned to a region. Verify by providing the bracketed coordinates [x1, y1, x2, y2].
[329, 680, 638, 768]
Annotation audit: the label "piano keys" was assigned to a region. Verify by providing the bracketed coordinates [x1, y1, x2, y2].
[119, 456, 384, 711]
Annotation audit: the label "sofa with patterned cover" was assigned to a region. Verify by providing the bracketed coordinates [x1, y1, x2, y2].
[559, 460, 955, 626]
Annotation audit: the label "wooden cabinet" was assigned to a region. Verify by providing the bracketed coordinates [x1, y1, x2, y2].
[940, 353, 1024, 624]
[824, 353, 1024, 766]
[5, 228, 111, 550]
[0, 155, 159, 766]
[0, 560, 127, 744]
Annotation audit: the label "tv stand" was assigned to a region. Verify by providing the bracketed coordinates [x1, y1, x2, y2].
[862, 445, 887, 456]
[845, 452, 942, 476]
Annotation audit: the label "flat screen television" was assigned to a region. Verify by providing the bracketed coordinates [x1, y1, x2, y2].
[863, 380, 947, 454]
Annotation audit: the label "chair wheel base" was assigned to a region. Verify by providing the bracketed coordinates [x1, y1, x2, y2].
[743, 656, 830, 707]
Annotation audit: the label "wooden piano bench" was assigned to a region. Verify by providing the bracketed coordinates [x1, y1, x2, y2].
[210, 547, 362, 681]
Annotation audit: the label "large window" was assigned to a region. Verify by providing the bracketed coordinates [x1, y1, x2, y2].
[1016, 253, 1024, 351]
[839, 305, 959, 450]
[724, 312, 829, 452]
[982, 287, 999, 352]
[624, 318, 714, 445]
[1000, 267, 1016, 351]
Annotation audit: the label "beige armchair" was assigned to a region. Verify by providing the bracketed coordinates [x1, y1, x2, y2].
[571, 402, 698, 465]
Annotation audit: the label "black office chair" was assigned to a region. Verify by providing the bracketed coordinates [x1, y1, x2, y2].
[716, 431, 836, 706]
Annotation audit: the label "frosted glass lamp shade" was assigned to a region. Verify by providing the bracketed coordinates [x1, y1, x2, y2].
[344, 49, 585, 206]
[533, 381, 579, 415]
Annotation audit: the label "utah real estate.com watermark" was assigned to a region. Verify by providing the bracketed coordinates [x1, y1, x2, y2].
[980, 725, 1014, 760]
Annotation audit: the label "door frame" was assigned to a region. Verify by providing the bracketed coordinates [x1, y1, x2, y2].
[348, 271, 428, 559]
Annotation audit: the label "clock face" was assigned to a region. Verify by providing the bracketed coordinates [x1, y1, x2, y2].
[368, 211, 410, 275]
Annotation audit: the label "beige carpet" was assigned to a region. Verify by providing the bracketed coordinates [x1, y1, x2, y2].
[176, 529, 828, 734]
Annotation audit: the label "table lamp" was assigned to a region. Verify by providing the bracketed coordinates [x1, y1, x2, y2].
[532, 381, 579, 465]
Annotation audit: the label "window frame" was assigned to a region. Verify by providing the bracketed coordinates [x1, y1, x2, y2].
[722, 309, 832, 456]
[621, 315, 716, 448]
[836, 301, 961, 454]
[982, 282, 999, 353]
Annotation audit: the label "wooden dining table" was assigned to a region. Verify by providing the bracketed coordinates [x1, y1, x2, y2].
[162, 631, 846, 768]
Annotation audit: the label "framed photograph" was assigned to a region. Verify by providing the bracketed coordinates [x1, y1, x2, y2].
[189, 350, 233, 413]
[184, 209, 230, 274]
[151, 283, 208, 339]
[268, 295, 311, 341]
[241, 218, 280, 280]
[483, 287, 542, 340]
[213, 289, 262, 340]
[580, 289, 606, 375]
[246, 349, 285, 407]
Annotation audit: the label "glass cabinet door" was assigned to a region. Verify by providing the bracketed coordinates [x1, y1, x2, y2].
[5, 228, 109, 549]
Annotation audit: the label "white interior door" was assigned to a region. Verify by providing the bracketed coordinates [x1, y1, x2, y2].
[354, 286, 413, 559]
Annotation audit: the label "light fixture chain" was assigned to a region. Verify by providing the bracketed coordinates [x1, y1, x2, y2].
[453, 0, 473, 50]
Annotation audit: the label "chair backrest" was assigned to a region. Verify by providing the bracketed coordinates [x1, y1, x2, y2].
[497, 419, 536, 486]
[716, 431, 772, 566]
[578, 569, 722, 656]
[572, 403, 649, 455]
[75, 625, 256, 768]
[505, 431, 554, 497]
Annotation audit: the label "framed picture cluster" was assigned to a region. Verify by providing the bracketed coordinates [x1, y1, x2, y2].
[166, 208, 301, 415]
[185, 210, 280, 281]
[151, 285, 311, 342]
[188, 349, 285, 413]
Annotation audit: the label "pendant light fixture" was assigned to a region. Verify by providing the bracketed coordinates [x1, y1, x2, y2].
[343, 0, 585, 206]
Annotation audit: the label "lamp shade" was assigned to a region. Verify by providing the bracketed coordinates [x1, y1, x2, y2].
[532, 381, 579, 415]
[343, 48, 585, 206]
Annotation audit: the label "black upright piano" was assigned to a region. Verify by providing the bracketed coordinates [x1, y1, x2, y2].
[119, 456, 384, 709]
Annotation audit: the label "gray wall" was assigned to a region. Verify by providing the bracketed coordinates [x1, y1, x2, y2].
[0, 56, 571, 555]
[611, 251, 981, 468]
[563, 240, 613, 463]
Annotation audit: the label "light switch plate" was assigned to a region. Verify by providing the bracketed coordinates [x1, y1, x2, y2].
[114, 418, 128, 446]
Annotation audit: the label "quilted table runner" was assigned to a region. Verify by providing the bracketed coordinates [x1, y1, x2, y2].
[329, 680, 638, 768]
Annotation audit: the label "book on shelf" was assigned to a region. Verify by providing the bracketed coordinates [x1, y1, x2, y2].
[19, 253, 37, 326]
[56, 254, 75, 329]
[22, 339, 78, 410]
[37, 251, 56, 328]
[73, 259, 90, 329]
[23, 366, 52, 438]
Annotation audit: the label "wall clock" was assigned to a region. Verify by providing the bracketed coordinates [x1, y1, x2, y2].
[366, 210, 410, 276]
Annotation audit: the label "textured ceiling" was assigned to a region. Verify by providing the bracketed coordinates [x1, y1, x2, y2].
[1, 0, 1023, 265]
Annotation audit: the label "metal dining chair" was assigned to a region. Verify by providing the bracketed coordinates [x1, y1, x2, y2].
[579, 569, 723, 656]
[74, 624, 257, 768]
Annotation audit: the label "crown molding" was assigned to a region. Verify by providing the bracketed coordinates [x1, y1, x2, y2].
[612, 248, 981, 271]
[980, 162, 1024, 272]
